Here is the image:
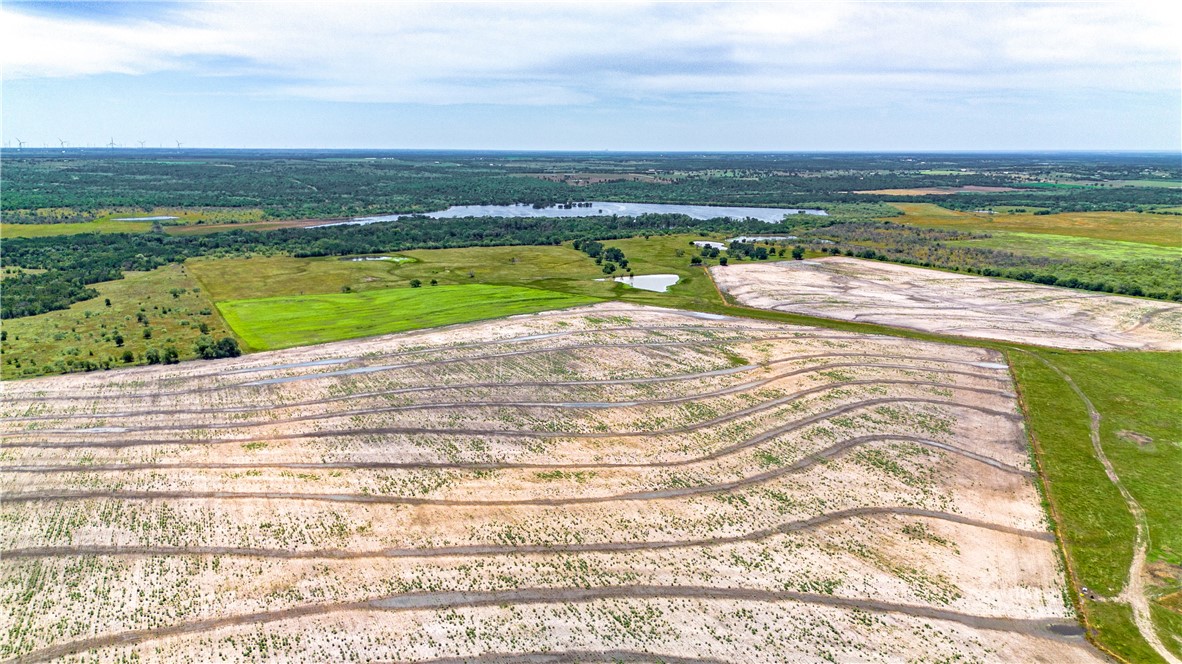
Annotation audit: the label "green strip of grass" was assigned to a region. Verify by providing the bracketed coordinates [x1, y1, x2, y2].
[1010, 349, 1182, 663]
[217, 284, 599, 350]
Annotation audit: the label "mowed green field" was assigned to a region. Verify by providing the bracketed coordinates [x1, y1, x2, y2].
[888, 202, 1181, 247]
[1, 219, 158, 237]
[952, 231, 1182, 262]
[1012, 350, 1182, 663]
[217, 284, 599, 350]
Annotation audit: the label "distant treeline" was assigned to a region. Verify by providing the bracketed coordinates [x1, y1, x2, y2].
[4, 154, 1177, 220]
[1, 213, 826, 318]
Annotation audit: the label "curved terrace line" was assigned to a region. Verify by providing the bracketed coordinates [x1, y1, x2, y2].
[4, 584, 1085, 664]
[0, 387, 1020, 450]
[2, 352, 1007, 418]
[9, 370, 1012, 437]
[2, 428, 1030, 508]
[1, 505, 1051, 562]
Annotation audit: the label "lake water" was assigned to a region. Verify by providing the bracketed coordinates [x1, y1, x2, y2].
[597, 274, 680, 293]
[321, 202, 826, 227]
[693, 241, 727, 250]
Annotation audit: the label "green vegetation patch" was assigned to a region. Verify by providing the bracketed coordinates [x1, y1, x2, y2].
[1012, 349, 1182, 662]
[217, 284, 599, 350]
[0, 264, 233, 379]
[889, 203, 1181, 247]
[952, 231, 1181, 263]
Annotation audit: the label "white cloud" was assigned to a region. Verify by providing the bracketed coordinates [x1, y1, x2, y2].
[2, 1, 1177, 106]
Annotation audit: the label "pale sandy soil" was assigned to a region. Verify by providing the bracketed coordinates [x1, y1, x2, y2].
[0, 303, 1101, 662]
[711, 257, 1182, 350]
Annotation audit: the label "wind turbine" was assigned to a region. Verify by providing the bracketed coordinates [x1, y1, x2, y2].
[15, 138, 26, 149]
[175, 140, 182, 148]
[107, 137, 117, 148]
[138, 140, 146, 148]
[58, 138, 68, 148]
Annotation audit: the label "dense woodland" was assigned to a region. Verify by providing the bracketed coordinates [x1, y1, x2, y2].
[4, 151, 1179, 219]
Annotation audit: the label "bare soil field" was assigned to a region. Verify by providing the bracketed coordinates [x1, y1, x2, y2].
[711, 258, 1182, 351]
[1, 303, 1099, 662]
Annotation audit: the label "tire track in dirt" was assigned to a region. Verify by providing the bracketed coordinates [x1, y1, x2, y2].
[2, 385, 1019, 450]
[6, 330, 984, 402]
[1029, 352, 1182, 664]
[1, 505, 1050, 561]
[3, 358, 1006, 423]
[3, 584, 1087, 664]
[1, 428, 1029, 508]
[10, 370, 1011, 437]
[2, 431, 1028, 476]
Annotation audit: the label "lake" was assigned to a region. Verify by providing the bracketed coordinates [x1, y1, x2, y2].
[319, 202, 826, 226]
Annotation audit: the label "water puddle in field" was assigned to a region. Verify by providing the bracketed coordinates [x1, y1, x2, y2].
[681, 311, 733, 321]
[1046, 623, 1085, 637]
[318, 202, 826, 227]
[693, 241, 727, 250]
[597, 274, 680, 292]
[971, 362, 1009, 370]
[726, 235, 799, 243]
[340, 256, 410, 262]
[242, 364, 402, 386]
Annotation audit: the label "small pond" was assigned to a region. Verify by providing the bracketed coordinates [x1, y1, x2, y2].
[597, 273, 680, 293]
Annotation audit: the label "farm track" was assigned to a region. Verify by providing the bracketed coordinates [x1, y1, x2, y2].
[6, 584, 1085, 664]
[2, 358, 1006, 423]
[0, 505, 1050, 561]
[1, 385, 1019, 450]
[407, 651, 730, 664]
[0, 430, 1024, 507]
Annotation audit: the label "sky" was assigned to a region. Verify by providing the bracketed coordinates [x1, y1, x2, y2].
[1, 1, 1179, 151]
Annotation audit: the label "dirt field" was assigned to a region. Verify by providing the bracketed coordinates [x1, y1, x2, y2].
[711, 258, 1182, 351]
[1, 303, 1099, 662]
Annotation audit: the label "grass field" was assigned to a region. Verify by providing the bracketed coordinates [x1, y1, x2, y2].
[1011, 349, 1182, 663]
[2, 207, 268, 237]
[217, 283, 599, 350]
[952, 231, 1182, 263]
[0, 264, 234, 379]
[888, 203, 1181, 247]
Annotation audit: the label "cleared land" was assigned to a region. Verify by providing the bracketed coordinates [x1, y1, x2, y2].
[710, 257, 1182, 351]
[0, 303, 1097, 662]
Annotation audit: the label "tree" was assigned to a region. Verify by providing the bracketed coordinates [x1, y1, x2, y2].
[113, 333, 124, 347]
[145, 348, 161, 364]
[791, 245, 805, 260]
[121, 350, 134, 363]
[719, 256, 728, 266]
[602, 263, 617, 274]
[104, 298, 111, 307]
[143, 328, 152, 339]
[215, 337, 241, 358]
[409, 279, 422, 288]
[163, 346, 180, 364]
[690, 256, 702, 265]
[430, 279, 438, 286]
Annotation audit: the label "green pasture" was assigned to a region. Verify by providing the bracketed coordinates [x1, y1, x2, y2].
[217, 284, 598, 350]
[889, 203, 1181, 247]
[953, 231, 1181, 263]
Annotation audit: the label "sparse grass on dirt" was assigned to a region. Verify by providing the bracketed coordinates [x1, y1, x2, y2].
[217, 284, 598, 350]
[888, 203, 1181, 247]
